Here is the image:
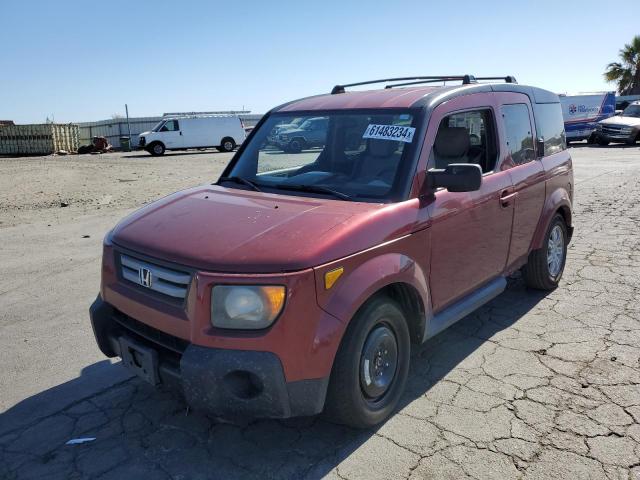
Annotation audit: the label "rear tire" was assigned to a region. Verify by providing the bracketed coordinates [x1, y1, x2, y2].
[324, 296, 410, 429]
[148, 142, 165, 156]
[217, 137, 236, 153]
[523, 213, 568, 290]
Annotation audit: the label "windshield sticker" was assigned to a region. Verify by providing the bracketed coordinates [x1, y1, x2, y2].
[363, 124, 415, 143]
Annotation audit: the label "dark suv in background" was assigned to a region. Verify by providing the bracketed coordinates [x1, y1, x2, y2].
[274, 116, 329, 152]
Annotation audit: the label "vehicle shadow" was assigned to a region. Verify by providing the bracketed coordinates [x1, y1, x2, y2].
[0, 278, 549, 480]
[125, 150, 233, 159]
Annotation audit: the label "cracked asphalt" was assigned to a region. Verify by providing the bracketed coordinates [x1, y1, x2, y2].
[1, 144, 640, 479]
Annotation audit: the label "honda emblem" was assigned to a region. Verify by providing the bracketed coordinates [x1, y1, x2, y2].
[139, 268, 152, 288]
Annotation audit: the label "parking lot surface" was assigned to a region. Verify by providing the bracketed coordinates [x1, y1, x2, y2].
[1, 144, 640, 479]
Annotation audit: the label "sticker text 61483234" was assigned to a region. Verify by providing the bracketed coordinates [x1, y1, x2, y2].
[363, 124, 416, 143]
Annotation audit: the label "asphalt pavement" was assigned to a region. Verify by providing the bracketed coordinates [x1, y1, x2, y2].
[1, 144, 640, 479]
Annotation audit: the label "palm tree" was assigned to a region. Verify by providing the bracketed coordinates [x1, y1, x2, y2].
[604, 35, 640, 95]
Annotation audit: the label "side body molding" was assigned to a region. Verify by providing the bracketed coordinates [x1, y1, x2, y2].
[423, 276, 507, 341]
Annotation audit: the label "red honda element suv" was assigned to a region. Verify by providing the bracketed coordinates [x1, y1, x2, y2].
[90, 75, 573, 428]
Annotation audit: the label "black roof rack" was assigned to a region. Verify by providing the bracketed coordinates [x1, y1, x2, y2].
[331, 75, 517, 94]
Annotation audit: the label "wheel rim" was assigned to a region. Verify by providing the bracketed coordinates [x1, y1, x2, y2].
[224, 141, 233, 151]
[547, 224, 564, 277]
[153, 145, 162, 154]
[360, 324, 398, 400]
[291, 140, 301, 151]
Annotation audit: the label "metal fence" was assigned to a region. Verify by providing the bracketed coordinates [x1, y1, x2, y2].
[78, 117, 161, 149]
[78, 114, 264, 149]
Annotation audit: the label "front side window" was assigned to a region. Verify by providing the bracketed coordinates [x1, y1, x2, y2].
[159, 120, 179, 132]
[225, 110, 419, 202]
[532, 103, 566, 156]
[431, 109, 497, 173]
[502, 104, 535, 165]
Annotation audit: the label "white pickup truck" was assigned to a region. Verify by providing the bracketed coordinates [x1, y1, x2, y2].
[595, 101, 640, 146]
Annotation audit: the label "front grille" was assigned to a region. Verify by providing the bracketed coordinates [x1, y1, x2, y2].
[113, 310, 188, 355]
[120, 254, 191, 300]
[601, 124, 625, 135]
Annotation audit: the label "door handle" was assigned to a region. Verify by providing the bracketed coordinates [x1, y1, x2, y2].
[500, 188, 517, 207]
[179, 131, 182, 135]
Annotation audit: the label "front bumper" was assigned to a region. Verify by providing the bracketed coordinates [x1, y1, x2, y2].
[90, 296, 328, 419]
[597, 128, 638, 142]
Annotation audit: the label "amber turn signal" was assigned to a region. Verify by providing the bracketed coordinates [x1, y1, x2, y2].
[324, 267, 344, 290]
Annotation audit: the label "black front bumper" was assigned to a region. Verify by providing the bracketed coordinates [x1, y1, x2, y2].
[89, 296, 328, 419]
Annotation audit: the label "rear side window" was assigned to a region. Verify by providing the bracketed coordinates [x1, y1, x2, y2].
[532, 103, 566, 156]
[501, 104, 535, 165]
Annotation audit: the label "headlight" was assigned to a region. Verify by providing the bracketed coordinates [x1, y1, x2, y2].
[211, 285, 285, 329]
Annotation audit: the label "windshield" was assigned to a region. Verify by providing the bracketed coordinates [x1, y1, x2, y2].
[622, 104, 640, 118]
[225, 110, 420, 202]
[152, 121, 165, 132]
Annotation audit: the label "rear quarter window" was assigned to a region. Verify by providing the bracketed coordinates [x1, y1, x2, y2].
[532, 103, 566, 156]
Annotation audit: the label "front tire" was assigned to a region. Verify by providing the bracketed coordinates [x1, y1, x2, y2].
[523, 214, 568, 290]
[324, 296, 410, 429]
[597, 137, 610, 146]
[217, 137, 236, 153]
[148, 142, 165, 156]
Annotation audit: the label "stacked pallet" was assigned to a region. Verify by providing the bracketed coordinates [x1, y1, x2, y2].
[0, 123, 79, 156]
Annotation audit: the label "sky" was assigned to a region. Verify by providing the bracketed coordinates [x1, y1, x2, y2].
[0, 0, 638, 123]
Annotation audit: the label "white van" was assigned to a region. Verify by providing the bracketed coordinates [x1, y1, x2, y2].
[139, 115, 246, 156]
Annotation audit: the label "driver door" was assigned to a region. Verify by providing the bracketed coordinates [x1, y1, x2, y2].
[426, 96, 514, 312]
[158, 119, 184, 149]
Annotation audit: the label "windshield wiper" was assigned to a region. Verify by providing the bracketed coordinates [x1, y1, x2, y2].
[218, 176, 262, 192]
[275, 183, 353, 201]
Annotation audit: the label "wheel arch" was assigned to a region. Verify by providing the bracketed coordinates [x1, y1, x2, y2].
[530, 187, 573, 251]
[147, 140, 165, 150]
[315, 252, 431, 347]
[369, 282, 427, 344]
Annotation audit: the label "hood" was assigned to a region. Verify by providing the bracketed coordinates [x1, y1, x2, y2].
[279, 128, 305, 135]
[274, 124, 298, 131]
[599, 116, 640, 127]
[139, 131, 152, 137]
[110, 185, 418, 273]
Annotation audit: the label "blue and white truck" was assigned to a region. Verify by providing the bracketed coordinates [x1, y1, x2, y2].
[559, 92, 616, 143]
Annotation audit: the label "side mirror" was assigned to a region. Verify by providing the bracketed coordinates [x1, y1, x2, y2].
[428, 163, 482, 193]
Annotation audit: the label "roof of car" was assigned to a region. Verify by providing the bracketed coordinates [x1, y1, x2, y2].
[273, 83, 560, 112]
